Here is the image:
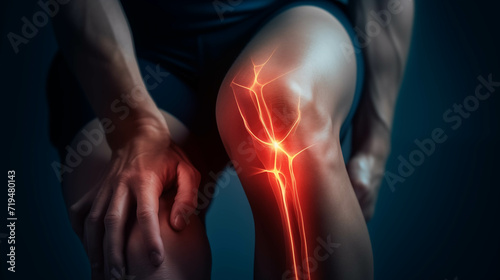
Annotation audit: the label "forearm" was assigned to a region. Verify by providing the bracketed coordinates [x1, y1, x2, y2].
[53, 0, 164, 148]
[348, 0, 414, 153]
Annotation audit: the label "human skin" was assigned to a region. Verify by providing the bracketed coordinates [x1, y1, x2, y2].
[216, 6, 372, 279]
[52, 0, 204, 277]
[347, 0, 414, 220]
[52, 0, 413, 279]
[216, 1, 413, 278]
[62, 112, 212, 280]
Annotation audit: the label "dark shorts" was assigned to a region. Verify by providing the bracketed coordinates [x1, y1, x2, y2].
[46, 0, 364, 160]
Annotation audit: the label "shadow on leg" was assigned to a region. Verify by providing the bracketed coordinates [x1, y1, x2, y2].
[216, 5, 373, 280]
[62, 111, 211, 280]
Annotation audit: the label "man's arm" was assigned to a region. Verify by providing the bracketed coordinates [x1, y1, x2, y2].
[52, 1, 201, 278]
[53, 0, 164, 147]
[347, 0, 414, 220]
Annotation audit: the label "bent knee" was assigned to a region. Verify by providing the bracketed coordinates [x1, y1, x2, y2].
[126, 191, 210, 280]
[216, 72, 341, 172]
[216, 7, 356, 164]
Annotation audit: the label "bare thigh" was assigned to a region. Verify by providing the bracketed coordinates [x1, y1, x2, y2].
[62, 110, 213, 280]
[216, 5, 372, 280]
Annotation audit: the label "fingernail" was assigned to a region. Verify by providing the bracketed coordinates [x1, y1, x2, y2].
[174, 215, 186, 230]
[150, 251, 163, 266]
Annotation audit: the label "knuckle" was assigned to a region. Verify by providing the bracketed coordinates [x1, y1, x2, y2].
[86, 211, 102, 226]
[136, 208, 154, 220]
[100, 176, 116, 191]
[177, 201, 197, 214]
[130, 172, 161, 188]
[115, 176, 130, 189]
[103, 213, 121, 227]
[180, 163, 200, 181]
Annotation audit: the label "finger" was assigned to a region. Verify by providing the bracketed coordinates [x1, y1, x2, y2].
[85, 185, 112, 280]
[104, 185, 131, 278]
[68, 188, 99, 240]
[170, 162, 200, 231]
[135, 186, 164, 267]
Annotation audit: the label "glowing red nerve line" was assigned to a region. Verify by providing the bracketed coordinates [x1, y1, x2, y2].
[231, 53, 313, 280]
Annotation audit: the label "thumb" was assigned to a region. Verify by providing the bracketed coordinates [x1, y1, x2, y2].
[170, 162, 201, 231]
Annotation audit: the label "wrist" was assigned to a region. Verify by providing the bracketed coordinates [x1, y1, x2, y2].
[104, 109, 169, 151]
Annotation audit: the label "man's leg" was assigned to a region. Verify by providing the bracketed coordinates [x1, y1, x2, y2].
[216, 6, 373, 280]
[62, 111, 212, 280]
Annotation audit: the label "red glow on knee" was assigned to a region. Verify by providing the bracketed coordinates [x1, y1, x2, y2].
[231, 51, 314, 280]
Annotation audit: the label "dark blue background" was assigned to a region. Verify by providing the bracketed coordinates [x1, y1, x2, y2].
[1, 1, 499, 279]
